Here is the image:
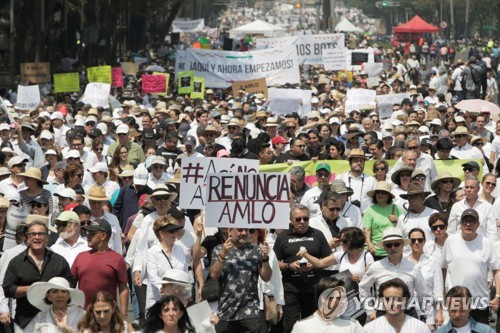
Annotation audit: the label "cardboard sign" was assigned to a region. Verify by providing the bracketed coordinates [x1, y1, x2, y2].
[142, 75, 167, 93]
[153, 72, 170, 96]
[178, 71, 194, 95]
[81, 82, 110, 108]
[87, 66, 112, 84]
[122, 62, 139, 75]
[179, 157, 259, 209]
[205, 173, 291, 229]
[53, 73, 80, 93]
[175, 47, 300, 88]
[376, 93, 410, 119]
[190, 77, 205, 99]
[231, 78, 268, 99]
[111, 68, 123, 87]
[256, 34, 345, 65]
[16, 85, 41, 110]
[323, 49, 347, 71]
[268, 88, 312, 116]
[20, 62, 51, 83]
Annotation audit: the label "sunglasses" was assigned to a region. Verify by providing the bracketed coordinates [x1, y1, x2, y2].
[249, 229, 257, 234]
[410, 238, 424, 244]
[294, 145, 305, 148]
[80, 220, 91, 226]
[55, 222, 69, 229]
[294, 216, 310, 222]
[400, 172, 412, 178]
[460, 220, 477, 225]
[473, 142, 484, 146]
[454, 134, 468, 138]
[153, 196, 171, 201]
[413, 176, 426, 181]
[316, 171, 330, 178]
[228, 126, 239, 130]
[86, 122, 96, 126]
[485, 181, 497, 187]
[374, 167, 386, 172]
[94, 147, 103, 152]
[463, 168, 474, 173]
[122, 176, 133, 180]
[431, 224, 446, 231]
[441, 179, 454, 184]
[325, 207, 341, 212]
[152, 165, 165, 169]
[384, 242, 402, 249]
[31, 202, 46, 208]
[407, 146, 418, 150]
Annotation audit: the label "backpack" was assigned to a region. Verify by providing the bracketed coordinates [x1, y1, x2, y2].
[471, 65, 481, 84]
[459, 68, 467, 91]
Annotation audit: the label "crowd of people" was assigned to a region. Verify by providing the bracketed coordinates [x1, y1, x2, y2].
[0, 15, 499, 333]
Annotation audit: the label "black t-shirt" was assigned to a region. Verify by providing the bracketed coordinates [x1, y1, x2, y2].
[274, 226, 331, 291]
[201, 231, 225, 267]
[276, 151, 309, 163]
[157, 147, 182, 169]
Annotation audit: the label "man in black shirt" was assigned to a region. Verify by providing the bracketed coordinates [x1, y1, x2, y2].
[273, 204, 331, 333]
[2, 221, 75, 330]
[157, 132, 182, 170]
[276, 138, 310, 163]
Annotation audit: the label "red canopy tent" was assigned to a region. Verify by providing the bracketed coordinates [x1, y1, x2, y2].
[394, 15, 439, 33]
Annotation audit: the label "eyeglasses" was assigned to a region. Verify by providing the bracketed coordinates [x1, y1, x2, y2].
[413, 176, 426, 181]
[431, 224, 446, 231]
[55, 222, 69, 229]
[441, 180, 454, 184]
[410, 238, 424, 244]
[407, 146, 418, 150]
[383, 242, 402, 249]
[485, 182, 497, 187]
[374, 167, 386, 172]
[153, 196, 171, 202]
[294, 216, 309, 222]
[473, 142, 484, 146]
[27, 232, 48, 238]
[31, 203, 46, 208]
[316, 171, 330, 178]
[85, 122, 95, 126]
[325, 207, 341, 212]
[460, 220, 477, 225]
[94, 147, 103, 152]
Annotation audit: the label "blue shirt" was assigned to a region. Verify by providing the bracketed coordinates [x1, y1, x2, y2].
[436, 318, 495, 333]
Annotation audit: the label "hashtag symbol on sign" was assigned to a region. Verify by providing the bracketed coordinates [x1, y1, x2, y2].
[182, 163, 204, 183]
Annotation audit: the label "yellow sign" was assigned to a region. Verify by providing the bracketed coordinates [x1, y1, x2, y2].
[87, 66, 112, 84]
[20, 62, 51, 83]
[122, 62, 139, 76]
[53, 73, 80, 93]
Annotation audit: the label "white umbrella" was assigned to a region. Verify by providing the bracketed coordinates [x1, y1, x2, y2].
[145, 65, 166, 72]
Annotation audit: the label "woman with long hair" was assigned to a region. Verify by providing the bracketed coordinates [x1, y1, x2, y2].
[372, 160, 389, 182]
[78, 291, 130, 333]
[109, 144, 131, 176]
[479, 173, 497, 205]
[142, 295, 194, 333]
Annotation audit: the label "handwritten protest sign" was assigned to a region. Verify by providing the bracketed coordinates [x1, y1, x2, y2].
[323, 49, 347, 71]
[175, 47, 299, 88]
[53, 73, 80, 93]
[16, 85, 40, 110]
[268, 88, 312, 116]
[205, 173, 291, 229]
[256, 34, 345, 65]
[122, 62, 139, 75]
[231, 78, 268, 99]
[345, 89, 377, 113]
[190, 77, 205, 99]
[81, 83, 110, 108]
[172, 18, 205, 33]
[179, 157, 259, 209]
[376, 93, 409, 119]
[142, 75, 167, 93]
[87, 66, 112, 84]
[177, 71, 194, 94]
[20, 63, 51, 83]
[153, 72, 170, 96]
[111, 68, 123, 87]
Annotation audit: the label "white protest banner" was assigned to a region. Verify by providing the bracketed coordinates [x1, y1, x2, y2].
[323, 49, 347, 71]
[205, 173, 291, 229]
[179, 157, 259, 209]
[16, 85, 40, 110]
[362, 62, 384, 77]
[172, 18, 205, 33]
[346, 49, 374, 70]
[376, 93, 409, 119]
[346, 88, 376, 103]
[81, 83, 111, 108]
[175, 47, 300, 88]
[256, 34, 345, 65]
[268, 88, 312, 116]
[345, 101, 376, 114]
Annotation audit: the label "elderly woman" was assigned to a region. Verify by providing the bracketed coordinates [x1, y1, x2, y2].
[424, 172, 460, 214]
[145, 215, 188, 311]
[363, 181, 404, 260]
[390, 166, 414, 207]
[24, 277, 85, 333]
[19, 167, 53, 214]
[405, 227, 444, 326]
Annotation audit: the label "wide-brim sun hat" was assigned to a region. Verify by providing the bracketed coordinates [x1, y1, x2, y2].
[150, 184, 178, 201]
[375, 227, 411, 248]
[390, 166, 415, 186]
[430, 171, 461, 193]
[18, 167, 48, 184]
[27, 277, 85, 311]
[367, 181, 395, 198]
[85, 185, 109, 201]
[399, 183, 431, 200]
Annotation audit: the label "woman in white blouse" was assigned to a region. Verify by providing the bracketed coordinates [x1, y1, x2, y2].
[406, 227, 444, 327]
[145, 215, 188, 311]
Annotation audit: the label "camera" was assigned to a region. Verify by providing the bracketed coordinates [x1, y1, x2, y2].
[351, 200, 361, 208]
[298, 257, 308, 267]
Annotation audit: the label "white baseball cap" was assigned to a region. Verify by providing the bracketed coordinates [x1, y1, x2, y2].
[116, 124, 129, 134]
[54, 188, 77, 201]
[88, 162, 109, 174]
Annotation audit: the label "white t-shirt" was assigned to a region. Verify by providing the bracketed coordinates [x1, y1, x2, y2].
[397, 207, 438, 254]
[333, 250, 374, 278]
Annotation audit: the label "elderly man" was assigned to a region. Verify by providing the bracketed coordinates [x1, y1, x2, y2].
[336, 148, 376, 212]
[359, 227, 435, 330]
[442, 209, 500, 325]
[450, 126, 484, 160]
[49, 210, 90, 266]
[273, 204, 331, 333]
[147, 156, 171, 189]
[107, 124, 145, 167]
[448, 176, 496, 242]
